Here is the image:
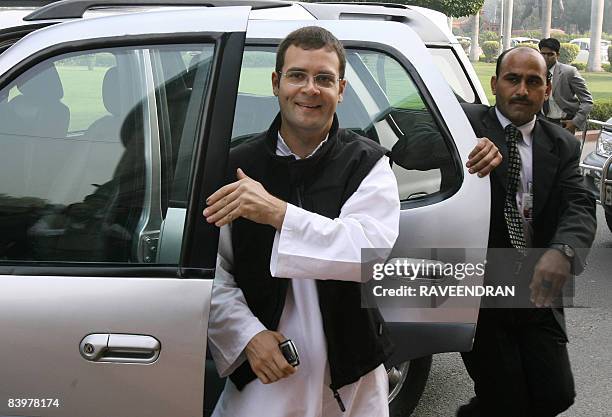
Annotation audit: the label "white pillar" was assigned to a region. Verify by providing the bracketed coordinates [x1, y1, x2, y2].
[587, 0, 605, 72]
[542, 0, 552, 39]
[470, 12, 481, 62]
[502, 0, 513, 51]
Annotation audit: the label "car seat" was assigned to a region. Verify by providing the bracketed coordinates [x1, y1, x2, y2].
[84, 66, 123, 141]
[4, 62, 69, 139]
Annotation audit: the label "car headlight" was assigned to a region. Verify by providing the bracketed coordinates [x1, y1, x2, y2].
[596, 130, 612, 158]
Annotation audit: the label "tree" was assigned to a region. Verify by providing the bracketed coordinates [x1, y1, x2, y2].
[552, 0, 612, 33]
[403, 0, 486, 17]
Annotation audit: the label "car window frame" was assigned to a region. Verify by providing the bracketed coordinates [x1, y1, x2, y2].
[426, 45, 481, 105]
[241, 38, 464, 209]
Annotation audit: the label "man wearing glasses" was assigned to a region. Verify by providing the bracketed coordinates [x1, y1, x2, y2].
[539, 38, 593, 133]
[205, 26, 397, 417]
[204, 26, 499, 416]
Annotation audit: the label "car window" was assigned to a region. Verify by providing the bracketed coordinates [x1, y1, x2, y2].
[0, 44, 213, 264]
[231, 45, 460, 202]
[428, 47, 476, 104]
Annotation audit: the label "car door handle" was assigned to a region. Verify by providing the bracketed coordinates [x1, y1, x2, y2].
[79, 333, 161, 364]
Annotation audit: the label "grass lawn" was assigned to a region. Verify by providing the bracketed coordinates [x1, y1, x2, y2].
[471, 61, 612, 104]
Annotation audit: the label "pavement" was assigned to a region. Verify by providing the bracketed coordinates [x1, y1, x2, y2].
[577, 129, 601, 142]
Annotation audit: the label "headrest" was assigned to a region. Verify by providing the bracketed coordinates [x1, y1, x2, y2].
[16, 63, 64, 100]
[102, 66, 120, 116]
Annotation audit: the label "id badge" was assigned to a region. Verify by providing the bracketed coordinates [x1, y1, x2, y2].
[522, 182, 533, 222]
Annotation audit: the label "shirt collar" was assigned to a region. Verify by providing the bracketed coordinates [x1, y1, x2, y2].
[495, 106, 535, 147]
[277, 132, 329, 159]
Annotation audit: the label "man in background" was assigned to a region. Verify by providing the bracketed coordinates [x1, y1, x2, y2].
[539, 37, 593, 133]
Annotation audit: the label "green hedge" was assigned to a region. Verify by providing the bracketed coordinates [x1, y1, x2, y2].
[480, 31, 499, 43]
[572, 62, 586, 71]
[482, 41, 500, 63]
[590, 99, 612, 124]
[517, 43, 538, 50]
[559, 43, 579, 64]
[609, 45, 612, 65]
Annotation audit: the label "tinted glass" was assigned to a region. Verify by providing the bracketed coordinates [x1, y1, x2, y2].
[0, 44, 213, 264]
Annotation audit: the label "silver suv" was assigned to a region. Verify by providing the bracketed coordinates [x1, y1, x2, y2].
[0, 1, 490, 416]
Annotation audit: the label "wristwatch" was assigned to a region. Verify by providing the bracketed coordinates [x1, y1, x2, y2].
[549, 243, 575, 261]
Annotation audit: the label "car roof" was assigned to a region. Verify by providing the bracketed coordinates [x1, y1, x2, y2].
[2, 0, 457, 46]
[511, 37, 539, 42]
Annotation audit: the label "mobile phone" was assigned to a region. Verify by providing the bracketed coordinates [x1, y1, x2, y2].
[278, 339, 300, 367]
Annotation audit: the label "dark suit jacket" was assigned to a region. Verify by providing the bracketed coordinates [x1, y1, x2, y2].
[461, 104, 597, 273]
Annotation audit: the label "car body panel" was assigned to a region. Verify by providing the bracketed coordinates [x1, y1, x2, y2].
[581, 118, 612, 217]
[0, 276, 213, 417]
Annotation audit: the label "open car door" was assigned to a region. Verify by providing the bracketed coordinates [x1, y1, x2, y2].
[0, 6, 247, 416]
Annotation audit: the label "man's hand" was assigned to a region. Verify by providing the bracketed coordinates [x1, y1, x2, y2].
[203, 168, 287, 229]
[245, 330, 297, 384]
[529, 249, 572, 307]
[562, 119, 577, 133]
[466, 137, 502, 177]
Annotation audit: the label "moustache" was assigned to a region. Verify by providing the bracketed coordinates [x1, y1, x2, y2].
[509, 97, 532, 105]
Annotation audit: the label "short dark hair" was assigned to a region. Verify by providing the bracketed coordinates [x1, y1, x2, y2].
[495, 47, 513, 78]
[275, 26, 346, 78]
[495, 46, 551, 81]
[539, 38, 561, 53]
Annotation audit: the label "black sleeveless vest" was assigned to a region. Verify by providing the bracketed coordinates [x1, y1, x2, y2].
[228, 114, 394, 392]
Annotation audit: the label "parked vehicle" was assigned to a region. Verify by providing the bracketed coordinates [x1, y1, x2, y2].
[0, 1, 491, 416]
[580, 117, 612, 232]
[510, 36, 540, 47]
[570, 37, 611, 64]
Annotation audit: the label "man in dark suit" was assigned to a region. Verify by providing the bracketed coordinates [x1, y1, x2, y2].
[457, 47, 597, 416]
[539, 38, 593, 133]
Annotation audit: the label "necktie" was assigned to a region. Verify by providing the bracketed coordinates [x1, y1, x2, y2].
[504, 124, 527, 249]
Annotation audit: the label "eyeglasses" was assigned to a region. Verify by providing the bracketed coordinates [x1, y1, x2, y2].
[540, 52, 557, 57]
[278, 70, 341, 89]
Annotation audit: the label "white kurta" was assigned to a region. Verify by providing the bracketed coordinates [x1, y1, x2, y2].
[208, 136, 400, 417]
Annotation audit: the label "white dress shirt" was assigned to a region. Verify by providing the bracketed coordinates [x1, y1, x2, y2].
[208, 132, 400, 417]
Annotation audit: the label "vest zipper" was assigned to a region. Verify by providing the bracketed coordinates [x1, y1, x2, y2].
[297, 185, 345, 410]
[295, 184, 304, 208]
[331, 386, 346, 412]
